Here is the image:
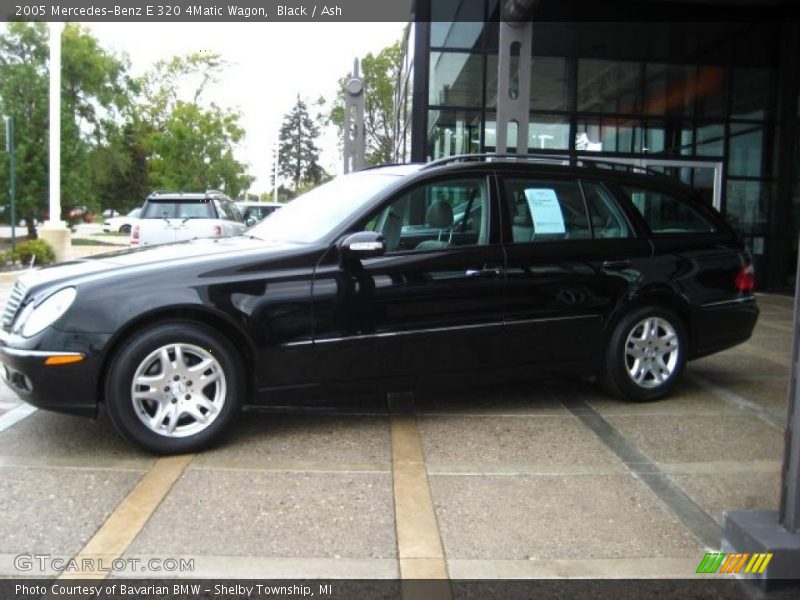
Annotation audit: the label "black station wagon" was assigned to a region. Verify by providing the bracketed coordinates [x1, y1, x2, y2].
[0, 155, 758, 453]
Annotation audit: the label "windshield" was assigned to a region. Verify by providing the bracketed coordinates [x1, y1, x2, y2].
[247, 172, 400, 243]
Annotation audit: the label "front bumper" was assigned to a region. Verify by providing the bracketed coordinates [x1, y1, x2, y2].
[0, 329, 110, 417]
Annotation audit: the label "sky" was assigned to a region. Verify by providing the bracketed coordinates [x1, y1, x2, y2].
[82, 22, 407, 195]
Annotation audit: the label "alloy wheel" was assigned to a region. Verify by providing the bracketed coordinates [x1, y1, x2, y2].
[131, 343, 226, 438]
[623, 317, 680, 389]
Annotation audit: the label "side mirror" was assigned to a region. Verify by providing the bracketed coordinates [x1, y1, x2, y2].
[339, 231, 386, 263]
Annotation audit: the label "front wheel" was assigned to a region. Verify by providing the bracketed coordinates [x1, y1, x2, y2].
[105, 322, 243, 454]
[600, 307, 686, 402]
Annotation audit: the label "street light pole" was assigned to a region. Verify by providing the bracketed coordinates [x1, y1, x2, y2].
[4, 115, 16, 252]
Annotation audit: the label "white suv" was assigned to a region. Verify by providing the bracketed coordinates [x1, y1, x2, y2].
[131, 191, 246, 247]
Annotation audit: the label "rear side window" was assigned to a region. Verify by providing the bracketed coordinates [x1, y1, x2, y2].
[503, 179, 590, 243]
[582, 182, 632, 239]
[622, 186, 716, 235]
[141, 200, 215, 220]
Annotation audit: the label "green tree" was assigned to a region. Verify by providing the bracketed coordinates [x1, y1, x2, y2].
[61, 23, 130, 219]
[329, 40, 403, 166]
[147, 102, 253, 197]
[0, 23, 131, 236]
[135, 52, 253, 197]
[277, 95, 328, 194]
[0, 22, 49, 237]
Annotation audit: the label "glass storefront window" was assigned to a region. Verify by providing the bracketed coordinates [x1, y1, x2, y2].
[731, 67, 773, 120]
[577, 60, 641, 114]
[576, 117, 642, 153]
[644, 64, 696, 117]
[694, 66, 727, 119]
[643, 122, 666, 154]
[529, 115, 570, 151]
[431, 22, 486, 51]
[429, 52, 484, 108]
[427, 110, 481, 160]
[726, 179, 769, 235]
[728, 123, 767, 178]
[487, 55, 573, 112]
[531, 57, 572, 112]
[695, 123, 725, 157]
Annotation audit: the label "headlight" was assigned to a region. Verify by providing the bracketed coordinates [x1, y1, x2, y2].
[13, 287, 77, 338]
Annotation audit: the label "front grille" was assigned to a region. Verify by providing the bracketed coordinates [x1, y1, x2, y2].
[2, 281, 28, 330]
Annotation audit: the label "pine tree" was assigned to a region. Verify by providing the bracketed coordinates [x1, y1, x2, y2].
[277, 95, 326, 193]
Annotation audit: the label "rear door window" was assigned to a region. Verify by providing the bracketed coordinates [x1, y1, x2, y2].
[581, 181, 632, 239]
[622, 186, 717, 235]
[503, 178, 590, 243]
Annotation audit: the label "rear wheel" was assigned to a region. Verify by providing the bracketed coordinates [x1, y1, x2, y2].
[600, 306, 686, 402]
[105, 322, 242, 454]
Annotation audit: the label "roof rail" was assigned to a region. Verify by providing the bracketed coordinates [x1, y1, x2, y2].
[420, 152, 570, 170]
[420, 152, 676, 181]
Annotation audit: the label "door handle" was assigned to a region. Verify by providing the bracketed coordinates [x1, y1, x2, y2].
[602, 259, 632, 270]
[466, 267, 504, 278]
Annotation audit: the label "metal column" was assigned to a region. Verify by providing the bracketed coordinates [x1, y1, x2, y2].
[495, 21, 532, 154]
[343, 59, 366, 174]
[780, 251, 800, 532]
[496, 0, 539, 154]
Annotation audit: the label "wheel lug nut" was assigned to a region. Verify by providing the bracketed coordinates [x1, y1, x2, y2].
[171, 398, 177, 404]
[185, 394, 191, 400]
[187, 381, 192, 386]
[174, 375, 180, 381]
[164, 386, 169, 392]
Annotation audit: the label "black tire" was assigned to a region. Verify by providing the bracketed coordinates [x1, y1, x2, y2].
[119, 224, 131, 234]
[105, 321, 243, 454]
[599, 306, 686, 402]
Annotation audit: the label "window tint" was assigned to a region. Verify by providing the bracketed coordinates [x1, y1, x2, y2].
[582, 182, 632, 239]
[622, 186, 716, 235]
[367, 178, 489, 252]
[503, 179, 589, 243]
[141, 201, 214, 220]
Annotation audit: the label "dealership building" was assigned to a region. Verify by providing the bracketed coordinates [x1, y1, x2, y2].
[394, 0, 799, 289]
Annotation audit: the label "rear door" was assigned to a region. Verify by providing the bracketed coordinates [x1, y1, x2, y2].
[499, 171, 652, 369]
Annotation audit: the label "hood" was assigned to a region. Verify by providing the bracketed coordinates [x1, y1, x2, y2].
[16, 236, 304, 294]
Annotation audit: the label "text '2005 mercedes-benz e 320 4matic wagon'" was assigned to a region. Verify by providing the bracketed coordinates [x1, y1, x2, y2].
[0, 155, 758, 453]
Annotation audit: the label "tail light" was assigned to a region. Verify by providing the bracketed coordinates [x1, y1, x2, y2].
[130, 225, 139, 246]
[735, 264, 755, 292]
[213, 224, 222, 238]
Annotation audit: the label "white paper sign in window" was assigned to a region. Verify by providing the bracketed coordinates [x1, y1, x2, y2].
[525, 188, 566, 234]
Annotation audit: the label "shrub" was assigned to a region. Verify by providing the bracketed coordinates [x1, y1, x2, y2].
[13, 239, 56, 266]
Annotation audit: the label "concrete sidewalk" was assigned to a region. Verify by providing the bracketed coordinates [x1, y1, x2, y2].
[0, 291, 792, 580]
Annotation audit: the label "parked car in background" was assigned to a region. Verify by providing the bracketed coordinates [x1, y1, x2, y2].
[67, 206, 95, 224]
[131, 190, 245, 247]
[235, 201, 282, 225]
[0, 155, 758, 453]
[103, 208, 141, 234]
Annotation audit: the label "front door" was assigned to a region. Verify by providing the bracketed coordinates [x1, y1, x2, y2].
[311, 173, 507, 383]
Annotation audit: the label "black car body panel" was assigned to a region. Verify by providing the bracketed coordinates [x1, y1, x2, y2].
[0, 160, 758, 424]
